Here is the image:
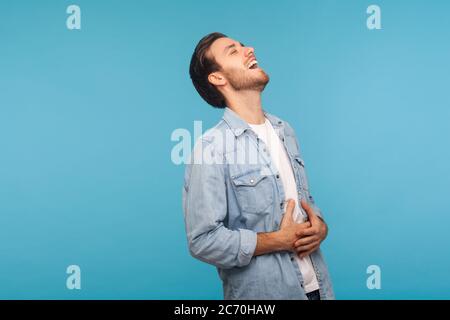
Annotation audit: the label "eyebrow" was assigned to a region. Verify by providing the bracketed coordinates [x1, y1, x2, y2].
[223, 42, 245, 54]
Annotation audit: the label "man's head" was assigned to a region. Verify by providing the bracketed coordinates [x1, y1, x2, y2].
[189, 32, 270, 108]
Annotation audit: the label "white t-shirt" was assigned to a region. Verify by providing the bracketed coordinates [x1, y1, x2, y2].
[248, 117, 320, 293]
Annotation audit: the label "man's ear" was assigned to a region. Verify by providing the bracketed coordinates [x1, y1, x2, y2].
[208, 72, 226, 87]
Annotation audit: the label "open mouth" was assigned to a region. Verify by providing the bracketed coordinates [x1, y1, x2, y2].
[247, 60, 258, 69]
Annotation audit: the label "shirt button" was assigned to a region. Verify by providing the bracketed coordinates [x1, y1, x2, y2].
[276, 174, 280, 179]
[250, 179, 254, 183]
[290, 257, 294, 261]
[280, 202, 284, 209]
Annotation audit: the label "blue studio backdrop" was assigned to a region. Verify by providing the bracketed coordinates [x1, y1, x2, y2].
[1, 0, 449, 299]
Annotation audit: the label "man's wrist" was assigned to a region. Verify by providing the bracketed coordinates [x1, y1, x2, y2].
[272, 230, 290, 252]
[254, 230, 289, 256]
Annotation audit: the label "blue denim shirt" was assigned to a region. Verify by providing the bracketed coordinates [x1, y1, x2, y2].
[182, 107, 335, 300]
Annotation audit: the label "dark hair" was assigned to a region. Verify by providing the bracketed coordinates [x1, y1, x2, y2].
[189, 32, 227, 108]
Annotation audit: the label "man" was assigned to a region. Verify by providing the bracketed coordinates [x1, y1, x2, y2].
[183, 32, 334, 300]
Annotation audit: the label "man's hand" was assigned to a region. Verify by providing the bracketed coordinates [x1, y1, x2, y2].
[294, 199, 328, 258]
[277, 199, 312, 251]
[253, 199, 326, 257]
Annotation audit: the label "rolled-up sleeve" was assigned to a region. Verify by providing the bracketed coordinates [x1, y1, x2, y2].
[182, 138, 257, 269]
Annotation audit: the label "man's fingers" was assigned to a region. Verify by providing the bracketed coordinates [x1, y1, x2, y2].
[297, 221, 311, 229]
[296, 241, 321, 257]
[300, 199, 316, 221]
[298, 246, 319, 259]
[295, 226, 317, 237]
[294, 235, 318, 248]
[286, 199, 295, 214]
[293, 222, 311, 237]
[295, 240, 320, 253]
[285, 199, 295, 220]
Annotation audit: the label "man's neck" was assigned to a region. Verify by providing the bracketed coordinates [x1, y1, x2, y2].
[225, 90, 265, 125]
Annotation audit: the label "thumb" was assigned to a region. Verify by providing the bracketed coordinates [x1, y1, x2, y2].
[301, 199, 316, 221]
[285, 199, 295, 221]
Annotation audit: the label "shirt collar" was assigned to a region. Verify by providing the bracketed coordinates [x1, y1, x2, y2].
[222, 107, 284, 137]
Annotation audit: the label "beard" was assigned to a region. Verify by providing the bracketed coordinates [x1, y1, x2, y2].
[223, 67, 270, 92]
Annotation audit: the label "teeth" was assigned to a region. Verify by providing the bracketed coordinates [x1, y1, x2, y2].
[248, 60, 258, 69]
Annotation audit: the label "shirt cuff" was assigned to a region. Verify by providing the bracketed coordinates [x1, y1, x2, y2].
[237, 228, 257, 267]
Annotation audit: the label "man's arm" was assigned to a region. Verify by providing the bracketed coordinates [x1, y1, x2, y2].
[183, 138, 257, 269]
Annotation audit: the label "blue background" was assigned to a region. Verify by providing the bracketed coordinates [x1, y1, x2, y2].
[1, 0, 449, 299]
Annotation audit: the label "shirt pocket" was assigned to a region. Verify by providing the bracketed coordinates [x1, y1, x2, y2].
[231, 169, 274, 215]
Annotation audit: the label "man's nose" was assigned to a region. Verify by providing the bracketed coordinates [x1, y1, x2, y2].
[245, 46, 255, 57]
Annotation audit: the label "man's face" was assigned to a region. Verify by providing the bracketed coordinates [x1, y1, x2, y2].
[208, 37, 269, 91]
